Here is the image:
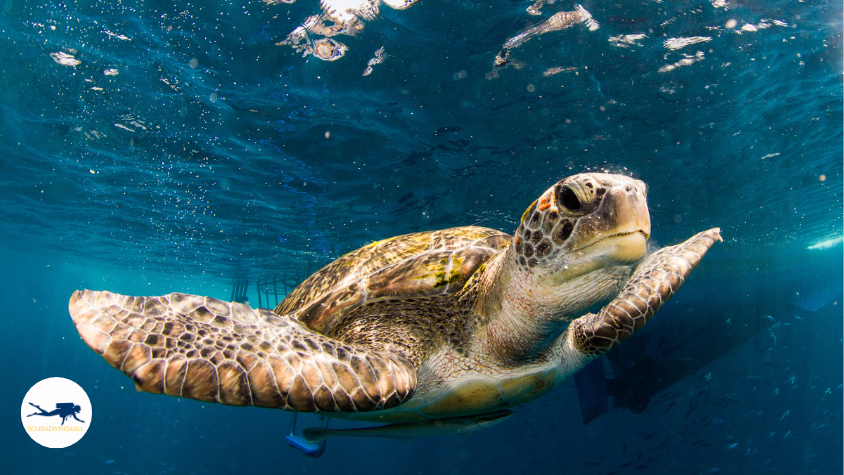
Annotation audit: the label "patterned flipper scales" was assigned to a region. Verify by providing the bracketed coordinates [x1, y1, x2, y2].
[69, 290, 416, 412]
[568, 228, 722, 356]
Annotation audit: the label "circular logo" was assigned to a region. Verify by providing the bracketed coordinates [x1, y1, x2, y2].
[21, 377, 92, 448]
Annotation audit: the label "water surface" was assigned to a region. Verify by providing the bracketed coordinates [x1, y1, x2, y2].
[0, 0, 841, 473]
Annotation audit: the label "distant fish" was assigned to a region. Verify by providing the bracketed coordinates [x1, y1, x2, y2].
[302, 410, 514, 443]
[104, 460, 115, 464]
[780, 410, 790, 421]
[435, 126, 462, 136]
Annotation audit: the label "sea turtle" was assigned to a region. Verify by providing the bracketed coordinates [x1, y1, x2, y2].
[69, 173, 721, 433]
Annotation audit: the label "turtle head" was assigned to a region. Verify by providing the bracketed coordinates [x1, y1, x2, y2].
[510, 173, 651, 317]
[477, 173, 651, 362]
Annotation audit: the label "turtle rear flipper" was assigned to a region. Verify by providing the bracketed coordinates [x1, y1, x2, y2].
[69, 290, 416, 412]
[567, 228, 722, 357]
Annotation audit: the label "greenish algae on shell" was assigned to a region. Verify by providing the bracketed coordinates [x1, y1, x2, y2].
[274, 226, 510, 334]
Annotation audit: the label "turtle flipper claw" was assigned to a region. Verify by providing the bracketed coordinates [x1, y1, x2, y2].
[69, 290, 416, 412]
[568, 228, 722, 357]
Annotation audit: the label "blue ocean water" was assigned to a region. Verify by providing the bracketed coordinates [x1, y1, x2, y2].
[0, 0, 841, 473]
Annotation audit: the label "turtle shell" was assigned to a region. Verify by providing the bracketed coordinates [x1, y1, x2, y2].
[274, 226, 510, 334]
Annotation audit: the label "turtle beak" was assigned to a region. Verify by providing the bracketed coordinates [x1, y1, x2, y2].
[566, 178, 650, 265]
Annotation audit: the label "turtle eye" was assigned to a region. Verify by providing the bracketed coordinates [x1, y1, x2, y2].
[559, 186, 581, 212]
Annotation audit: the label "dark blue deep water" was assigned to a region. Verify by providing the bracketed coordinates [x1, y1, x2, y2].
[1, 0, 842, 473]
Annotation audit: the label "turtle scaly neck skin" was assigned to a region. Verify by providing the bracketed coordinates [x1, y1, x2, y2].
[469, 173, 652, 365]
[471, 250, 564, 364]
[472, 249, 633, 365]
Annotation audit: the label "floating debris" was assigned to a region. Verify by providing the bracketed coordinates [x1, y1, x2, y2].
[542, 66, 578, 76]
[488, 5, 597, 78]
[734, 19, 788, 34]
[313, 38, 349, 61]
[50, 51, 81, 67]
[114, 123, 135, 132]
[275, 0, 418, 61]
[609, 34, 647, 48]
[502, 4, 598, 51]
[493, 50, 509, 68]
[104, 30, 131, 41]
[526, 0, 546, 16]
[658, 51, 705, 73]
[663, 36, 712, 51]
[362, 47, 387, 76]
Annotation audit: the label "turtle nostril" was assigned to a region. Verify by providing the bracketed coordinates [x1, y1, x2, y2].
[560, 186, 581, 211]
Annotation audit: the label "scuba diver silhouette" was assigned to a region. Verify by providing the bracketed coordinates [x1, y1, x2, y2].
[27, 402, 85, 425]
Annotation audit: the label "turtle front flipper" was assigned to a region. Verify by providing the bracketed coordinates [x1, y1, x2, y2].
[566, 228, 722, 357]
[69, 290, 416, 412]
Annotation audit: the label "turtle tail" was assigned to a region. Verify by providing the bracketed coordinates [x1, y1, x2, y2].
[567, 228, 722, 357]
